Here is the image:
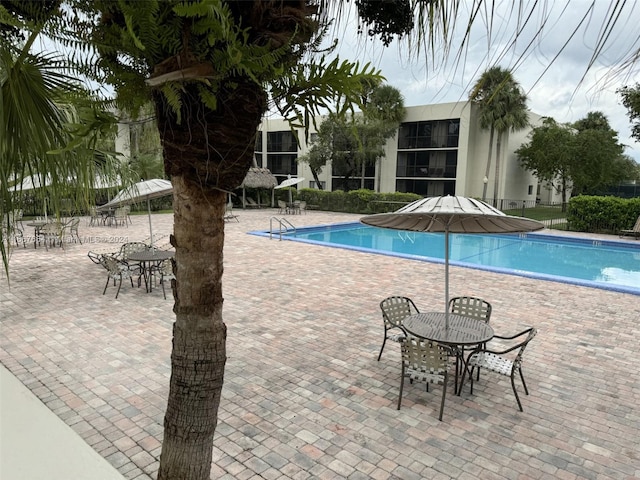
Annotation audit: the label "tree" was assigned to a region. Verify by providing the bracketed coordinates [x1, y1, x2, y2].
[4, 2, 640, 480]
[517, 114, 627, 208]
[298, 83, 405, 191]
[0, 4, 123, 270]
[469, 66, 529, 205]
[570, 112, 625, 196]
[618, 83, 640, 141]
[516, 117, 574, 208]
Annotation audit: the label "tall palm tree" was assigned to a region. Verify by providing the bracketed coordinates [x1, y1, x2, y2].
[470, 66, 529, 205]
[365, 84, 405, 191]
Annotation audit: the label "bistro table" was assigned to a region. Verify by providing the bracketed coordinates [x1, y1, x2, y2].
[403, 312, 494, 394]
[25, 220, 50, 249]
[126, 250, 174, 293]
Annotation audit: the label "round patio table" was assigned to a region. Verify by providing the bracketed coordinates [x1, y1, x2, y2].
[127, 250, 174, 293]
[403, 312, 494, 394]
[25, 220, 50, 249]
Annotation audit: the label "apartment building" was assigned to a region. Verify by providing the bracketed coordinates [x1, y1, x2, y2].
[256, 102, 563, 205]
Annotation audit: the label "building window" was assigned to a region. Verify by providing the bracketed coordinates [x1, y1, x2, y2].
[528, 185, 533, 195]
[396, 179, 455, 196]
[309, 180, 326, 189]
[332, 177, 374, 191]
[398, 119, 460, 149]
[267, 154, 298, 175]
[396, 151, 458, 178]
[267, 131, 298, 152]
[254, 153, 263, 168]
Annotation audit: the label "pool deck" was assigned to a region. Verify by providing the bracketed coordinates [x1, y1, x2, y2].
[1, 209, 639, 479]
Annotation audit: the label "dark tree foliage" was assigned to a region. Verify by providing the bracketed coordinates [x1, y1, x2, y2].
[355, 0, 415, 46]
[0, 0, 61, 42]
[618, 83, 640, 142]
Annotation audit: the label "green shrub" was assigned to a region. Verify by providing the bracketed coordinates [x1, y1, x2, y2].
[567, 195, 640, 233]
[297, 188, 421, 213]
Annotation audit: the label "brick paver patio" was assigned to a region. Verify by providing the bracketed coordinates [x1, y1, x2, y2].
[1, 209, 639, 479]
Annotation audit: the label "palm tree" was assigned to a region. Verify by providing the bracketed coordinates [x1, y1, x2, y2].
[364, 84, 405, 191]
[0, 12, 122, 270]
[3, 3, 640, 480]
[470, 67, 529, 205]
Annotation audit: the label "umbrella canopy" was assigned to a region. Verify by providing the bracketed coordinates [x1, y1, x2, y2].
[275, 176, 305, 203]
[361, 195, 544, 327]
[98, 179, 173, 246]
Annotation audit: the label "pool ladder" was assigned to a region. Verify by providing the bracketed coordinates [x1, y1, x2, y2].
[269, 217, 296, 240]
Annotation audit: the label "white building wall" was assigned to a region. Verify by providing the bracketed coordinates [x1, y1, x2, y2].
[258, 101, 543, 203]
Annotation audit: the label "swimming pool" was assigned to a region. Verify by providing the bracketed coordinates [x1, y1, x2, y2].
[250, 222, 640, 295]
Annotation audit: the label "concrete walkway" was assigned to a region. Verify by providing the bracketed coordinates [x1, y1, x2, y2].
[0, 365, 124, 480]
[1, 209, 639, 479]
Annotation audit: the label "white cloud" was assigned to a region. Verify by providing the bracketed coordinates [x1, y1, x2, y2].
[326, 0, 640, 162]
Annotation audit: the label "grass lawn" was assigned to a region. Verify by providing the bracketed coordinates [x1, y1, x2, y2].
[504, 205, 566, 221]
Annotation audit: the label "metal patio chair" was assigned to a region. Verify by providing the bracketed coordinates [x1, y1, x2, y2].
[397, 334, 449, 421]
[100, 255, 137, 299]
[459, 327, 537, 411]
[378, 296, 419, 361]
[449, 296, 492, 381]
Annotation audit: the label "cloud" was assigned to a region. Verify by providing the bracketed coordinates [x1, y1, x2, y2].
[326, 0, 640, 162]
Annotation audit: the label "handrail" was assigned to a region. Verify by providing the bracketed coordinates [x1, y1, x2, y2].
[269, 217, 296, 240]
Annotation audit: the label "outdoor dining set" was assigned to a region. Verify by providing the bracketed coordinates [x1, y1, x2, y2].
[88, 238, 175, 299]
[378, 295, 537, 421]
[3, 209, 83, 250]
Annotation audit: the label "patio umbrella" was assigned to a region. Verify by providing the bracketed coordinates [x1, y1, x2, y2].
[361, 195, 544, 328]
[274, 175, 305, 204]
[97, 179, 173, 247]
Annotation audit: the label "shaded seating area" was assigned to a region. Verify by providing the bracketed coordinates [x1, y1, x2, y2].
[88, 239, 176, 297]
[619, 215, 640, 239]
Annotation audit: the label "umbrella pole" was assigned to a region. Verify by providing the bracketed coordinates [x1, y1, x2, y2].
[444, 228, 450, 329]
[147, 197, 154, 248]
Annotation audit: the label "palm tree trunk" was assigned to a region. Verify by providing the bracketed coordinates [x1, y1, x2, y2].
[493, 131, 502, 207]
[482, 127, 494, 202]
[155, 81, 266, 480]
[157, 180, 226, 480]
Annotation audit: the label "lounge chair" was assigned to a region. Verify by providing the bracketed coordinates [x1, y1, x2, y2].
[619, 215, 640, 239]
[245, 197, 261, 208]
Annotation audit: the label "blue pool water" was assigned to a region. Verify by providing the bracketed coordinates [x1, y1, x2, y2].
[251, 222, 640, 295]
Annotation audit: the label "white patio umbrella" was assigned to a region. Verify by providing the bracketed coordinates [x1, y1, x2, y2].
[361, 195, 544, 328]
[98, 179, 173, 247]
[274, 175, 305, 204]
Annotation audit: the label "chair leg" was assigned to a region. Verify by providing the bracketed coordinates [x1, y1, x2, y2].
[115, 276, 123, 299]
[160, 276, 167, 300]
[397, 369, 405, 410]
[103, 276, 111, 295]
[377, 335, 387, 361]
[519, 368, 529, 395]
[511, 372, 524, 412]
[438, 374, 448, 421]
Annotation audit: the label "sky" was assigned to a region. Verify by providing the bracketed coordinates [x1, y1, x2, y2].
[323, 1, 640, 163]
